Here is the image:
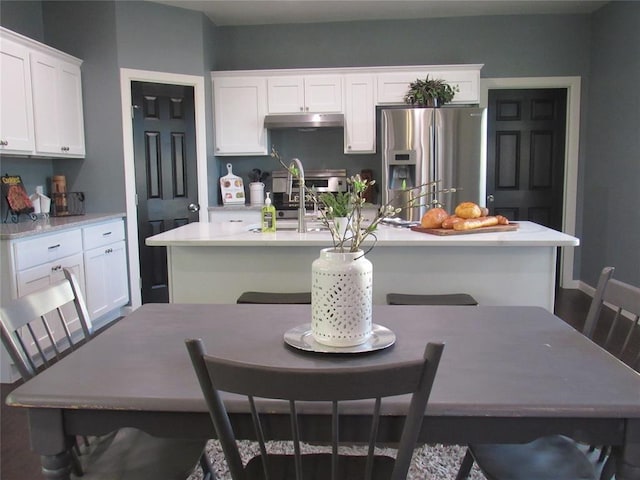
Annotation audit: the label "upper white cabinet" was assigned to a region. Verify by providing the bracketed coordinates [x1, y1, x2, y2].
[30, 52, 85, 157]
[211, 65, 482, 156]
[212, 75, 268, 156]
[344, 74, 375, 154]
[0, 37, 35, 154]
[0, 27, 85, 158]
[267, 75, 342, 114]
[377, 67, 481, 105]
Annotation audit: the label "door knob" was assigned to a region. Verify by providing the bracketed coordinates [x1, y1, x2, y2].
[188, 203, 200, 213]
[487, 195, 495, 203]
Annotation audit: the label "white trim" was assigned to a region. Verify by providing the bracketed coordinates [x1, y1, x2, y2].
[480, 76, 581, 289]
[119, 68, 208, 310]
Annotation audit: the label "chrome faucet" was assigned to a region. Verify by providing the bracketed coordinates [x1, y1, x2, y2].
[287, 157, 306, 233]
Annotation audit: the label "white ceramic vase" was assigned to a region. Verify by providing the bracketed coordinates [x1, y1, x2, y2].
[311, 248, 373, 347]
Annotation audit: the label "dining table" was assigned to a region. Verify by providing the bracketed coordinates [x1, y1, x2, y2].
[7, 303, 640, 480]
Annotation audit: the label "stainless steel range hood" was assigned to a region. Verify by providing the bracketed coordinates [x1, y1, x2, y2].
[263, 113, 344, 129]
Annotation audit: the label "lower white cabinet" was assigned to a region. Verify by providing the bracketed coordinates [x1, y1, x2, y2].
[83, 240, 128, 319]
[0, 217, 129, 383]
[82, 220, 129, 319]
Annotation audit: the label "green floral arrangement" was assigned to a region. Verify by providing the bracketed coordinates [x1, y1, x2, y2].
[271, 147, 456, 253]
[404, 76, 459, 107]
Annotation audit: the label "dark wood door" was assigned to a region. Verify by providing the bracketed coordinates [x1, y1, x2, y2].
[487, 89, 567, 230]
[132, 81, 198, 304]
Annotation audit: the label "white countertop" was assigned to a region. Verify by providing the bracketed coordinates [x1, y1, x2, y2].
[0, 213, 126, 240]
[146, 220, 579, 248]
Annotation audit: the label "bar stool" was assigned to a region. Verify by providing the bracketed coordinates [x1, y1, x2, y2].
[236, 291, 312, 304]
[386, 293, 478, 306]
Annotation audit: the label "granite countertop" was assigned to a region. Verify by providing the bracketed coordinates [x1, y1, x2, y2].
[0, 213, 126, 240]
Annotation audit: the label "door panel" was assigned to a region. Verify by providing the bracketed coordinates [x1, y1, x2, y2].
[132, 82, 198, 303]
[487, 89, 566, 231]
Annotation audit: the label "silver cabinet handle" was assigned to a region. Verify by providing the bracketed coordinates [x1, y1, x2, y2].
[487, 195, 495, 203]
[188, 203, 200, 213]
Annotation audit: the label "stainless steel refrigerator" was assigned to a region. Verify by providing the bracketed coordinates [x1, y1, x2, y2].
[381, 107, 486, 221]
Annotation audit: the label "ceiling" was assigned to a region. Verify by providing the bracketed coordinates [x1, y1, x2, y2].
[147, 0, 608, 26]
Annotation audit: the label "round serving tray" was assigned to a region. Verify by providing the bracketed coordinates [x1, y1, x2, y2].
[284, 323, 395, 354]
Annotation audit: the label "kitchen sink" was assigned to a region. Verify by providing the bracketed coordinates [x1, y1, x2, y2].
[249, 221, 329, 233]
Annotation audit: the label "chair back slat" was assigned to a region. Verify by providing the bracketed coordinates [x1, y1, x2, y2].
[186, 338, 444, 480]
[584, 267, 640, 372]
[602, 279, 640, 368]
[583, 267, 615, 339]
[0, 269, 93, 381]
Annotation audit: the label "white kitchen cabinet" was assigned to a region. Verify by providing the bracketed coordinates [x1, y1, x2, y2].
[212, 75, 268, 155]
[209, 207, 261, 224]
[377, 68, 481, 105]
[0, 37, 35, 154]
[0, 26, 85, 158]
[82, 220, 129, 320]
[0, 216, 129, 383]
[11, 230, 86, 355]
[344, 74, 375, 153]
[267, 75, 342, 113]
[30, 51, 85, 157]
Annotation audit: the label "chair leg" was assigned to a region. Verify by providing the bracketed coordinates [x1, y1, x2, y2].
[599, 452, 616, 480]
[597, 445, 610, 463]
[199, 451, 216, 480]
[70, 449, 84, 476]
[455, 448, 475, 480]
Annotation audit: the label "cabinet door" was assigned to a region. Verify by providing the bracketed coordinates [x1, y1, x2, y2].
[30, 52, 60, 154]
[267, 76, 304, 113]
[16, 252, 85, 351]
[84, 240, 129, 319]
[213, 77, 268, 155]
[304, 75, 342, 113]
[30, 52, 85, 157]
[57, 60, 85, 156]
[377, 70, 480, 105]
[0, 39, 34, 153]
[344, 74, 375, 153]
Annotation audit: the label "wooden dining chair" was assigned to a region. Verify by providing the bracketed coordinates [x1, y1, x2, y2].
[186, 338, 445, 480]
[0, 268, 214, 480]
[455, 265, 640, 480]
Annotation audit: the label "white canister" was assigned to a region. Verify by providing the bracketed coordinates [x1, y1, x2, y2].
[311, 248, 373, 347]
[249, 182, 265, 206]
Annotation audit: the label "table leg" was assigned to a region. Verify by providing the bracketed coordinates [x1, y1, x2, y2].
[28, 409, 73, 480]
[616, 420, 640, 480]
[40, 452, 72, 480]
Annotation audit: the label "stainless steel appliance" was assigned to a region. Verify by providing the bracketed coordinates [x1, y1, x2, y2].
[272, 169, 347, 219]
[381, 107, 486, 221]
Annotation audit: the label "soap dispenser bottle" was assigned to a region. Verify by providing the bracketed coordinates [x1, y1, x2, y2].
[261, 192, 276, 232]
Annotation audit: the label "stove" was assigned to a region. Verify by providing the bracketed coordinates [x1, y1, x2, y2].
[271, 169, 348, 219]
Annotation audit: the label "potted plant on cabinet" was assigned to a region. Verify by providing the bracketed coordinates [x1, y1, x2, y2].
[404, 76, 459, 107]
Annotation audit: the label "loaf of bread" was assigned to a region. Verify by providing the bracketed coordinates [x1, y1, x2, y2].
[454, 202, 482, 219]
[441, 215, 463, 229]
[420, 207, 449, 228]
[453, 216, 499, 231]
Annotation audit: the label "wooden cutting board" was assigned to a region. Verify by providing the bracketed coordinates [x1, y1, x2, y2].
[411, 223, 519, 236]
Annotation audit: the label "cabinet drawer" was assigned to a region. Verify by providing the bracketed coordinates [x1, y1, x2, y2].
[14, 229, 82, 271]
[82, 220, 125, 249]
[16, 252, 84, 298]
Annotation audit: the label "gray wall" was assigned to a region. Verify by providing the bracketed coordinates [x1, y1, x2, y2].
[582, 2, 640, 286]
[1, 0, 638, 287]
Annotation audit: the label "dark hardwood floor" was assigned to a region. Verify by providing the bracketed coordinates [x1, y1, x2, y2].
[0, 289, 594, 480]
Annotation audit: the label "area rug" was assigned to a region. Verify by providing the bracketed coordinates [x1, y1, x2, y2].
[187, 440, 485, 479]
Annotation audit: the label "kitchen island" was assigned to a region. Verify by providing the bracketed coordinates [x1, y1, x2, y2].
[146, 221, 579, 310]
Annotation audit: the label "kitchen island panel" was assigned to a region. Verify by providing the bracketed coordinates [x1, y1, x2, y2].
[165, 243, 557, 309]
